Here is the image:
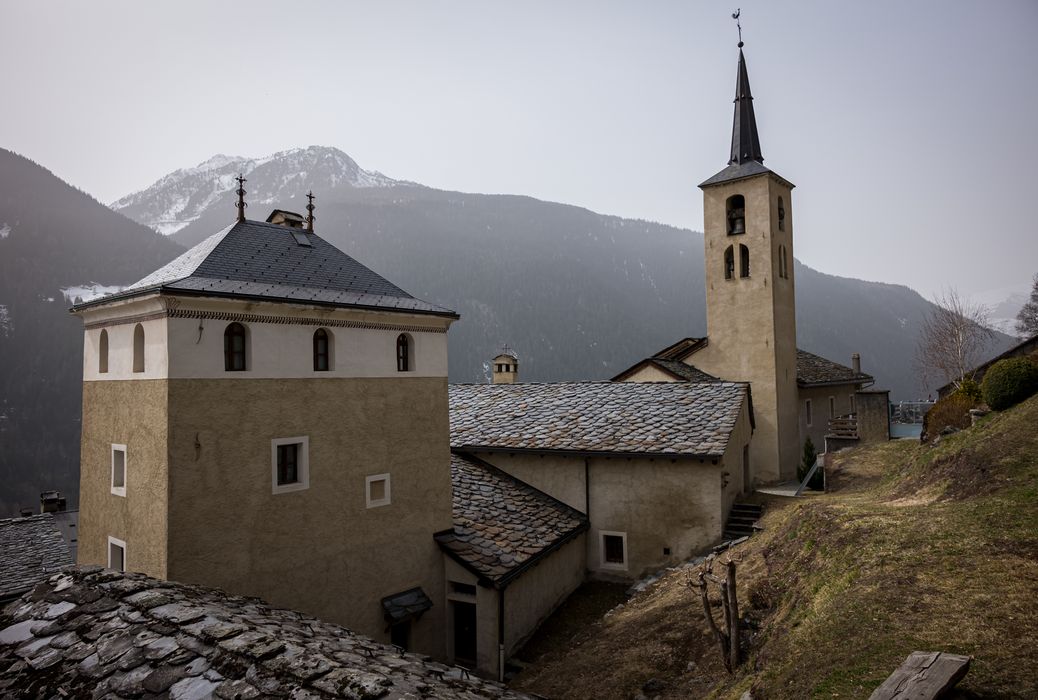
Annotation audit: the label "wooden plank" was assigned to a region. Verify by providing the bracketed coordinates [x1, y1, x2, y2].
[869, 651, 971, 700]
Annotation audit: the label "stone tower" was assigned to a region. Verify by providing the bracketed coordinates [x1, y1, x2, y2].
[692, 45, 799, 482]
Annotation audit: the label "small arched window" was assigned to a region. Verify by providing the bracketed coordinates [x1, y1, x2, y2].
[779, 245, 789, 279]
[739, 244, 750, 278]
[726, 194, 746, 235]
[778, 196, 786, 231]
[313, 328, 331, 371]
[224, 323, 247, 371]
[724, 245, 735, 280]
[396, 334, 410, 372]
[99, 329, 109, 374]
[132, 324, 145, 373]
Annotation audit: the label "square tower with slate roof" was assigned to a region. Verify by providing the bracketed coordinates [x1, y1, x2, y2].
[71, 205, 458, 656]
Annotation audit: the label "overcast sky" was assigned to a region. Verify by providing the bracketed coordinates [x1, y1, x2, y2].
[2, 1, 1036, 300]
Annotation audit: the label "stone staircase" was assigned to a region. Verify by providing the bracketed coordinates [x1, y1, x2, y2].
[723, 502, 763, 541]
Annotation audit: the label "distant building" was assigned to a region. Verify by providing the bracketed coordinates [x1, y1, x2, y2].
[935, 333, 1038, 399]
[0, 513, 72, 603]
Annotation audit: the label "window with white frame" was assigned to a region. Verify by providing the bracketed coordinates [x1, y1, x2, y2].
[805, 399, 813, 427]
[108, 536, 126, 572]
[271, 437, 309, 494]
[829, 396, 836, 419]
[599, 531, 628, 571]
[849, 393, 856, 414]
[111, 444, 127, 497]
[366, 473, 391, 508]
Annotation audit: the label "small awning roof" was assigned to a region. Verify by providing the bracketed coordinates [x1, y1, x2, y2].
[380, 587, 433, 627]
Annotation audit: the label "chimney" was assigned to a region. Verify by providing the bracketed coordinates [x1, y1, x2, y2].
[40, 490, 66, 514]
[266, 209, 306, 229]
[851, 353, 861, 375]
[491, 347, 519, 385]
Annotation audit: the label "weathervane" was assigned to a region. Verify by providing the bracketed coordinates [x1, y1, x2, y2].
[235, 174, 248, 223]
[732, 8, 743, 48]
[305, 190, 316, 232]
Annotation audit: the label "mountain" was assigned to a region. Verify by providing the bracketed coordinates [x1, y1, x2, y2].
[111, 147, 397, 236]
[0, 148, 184, 517]
[113, 146, 1012, 401]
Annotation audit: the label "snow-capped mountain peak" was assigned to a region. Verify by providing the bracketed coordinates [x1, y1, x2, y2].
[112, 146, 398, 236]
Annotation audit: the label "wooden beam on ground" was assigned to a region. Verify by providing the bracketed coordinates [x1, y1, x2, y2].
[869, 651, 971, 700]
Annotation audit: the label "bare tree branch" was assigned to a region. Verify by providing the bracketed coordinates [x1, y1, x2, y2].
[915, 288, 996, 391]
[1016, 273, 1038, 338]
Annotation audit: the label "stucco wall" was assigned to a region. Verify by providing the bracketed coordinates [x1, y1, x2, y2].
[78, 380, 169, 578]
[164, 376, 453, 658]
[697, 174, 799, 482]
[856, 390, 891, 443]
[620, 364, 679, 382]
[798, 384, 858, 453]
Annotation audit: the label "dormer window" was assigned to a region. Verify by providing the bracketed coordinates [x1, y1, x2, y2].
[224, 323, 248, 371]
[726, 195, 746, 235]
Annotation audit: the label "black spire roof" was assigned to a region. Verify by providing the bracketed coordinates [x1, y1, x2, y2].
[729, 49, 763, 166]
[700, 46, 792, 189]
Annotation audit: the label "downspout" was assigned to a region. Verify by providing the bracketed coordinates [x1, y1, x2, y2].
[584, 458, 590, 514]
[498, 589, 505, 682]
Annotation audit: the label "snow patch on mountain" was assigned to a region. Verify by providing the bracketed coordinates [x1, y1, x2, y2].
[112, 146, 399, 236]
[0, 223, 10, 239]
[0, 305, 11, 337]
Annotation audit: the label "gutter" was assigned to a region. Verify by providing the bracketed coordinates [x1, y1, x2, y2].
[449, 445, 723, 462]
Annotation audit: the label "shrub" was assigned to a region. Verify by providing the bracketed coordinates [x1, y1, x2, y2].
[956, 378, 983, 403]
[797, 437, 823, 490]
[922, 392, 974, 440]
[981, 357, 1038, 411]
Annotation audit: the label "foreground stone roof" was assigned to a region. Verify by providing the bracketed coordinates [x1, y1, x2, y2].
[795, 349, 873, 387]
[437, 454, 588, 588]
[449, 382, 748, 457]
[0, 515, 72, 601]
[0, 567, 530, 699]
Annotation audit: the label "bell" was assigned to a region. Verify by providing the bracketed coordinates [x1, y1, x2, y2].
[730, 215, 745, 235]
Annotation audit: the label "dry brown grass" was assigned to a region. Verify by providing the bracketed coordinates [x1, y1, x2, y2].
[510, 395, 1038, 699]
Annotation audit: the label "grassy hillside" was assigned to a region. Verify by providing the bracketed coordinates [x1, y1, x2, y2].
[512, 395, 1038, 699]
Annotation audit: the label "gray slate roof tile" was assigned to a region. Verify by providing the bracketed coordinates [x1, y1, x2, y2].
[449, 381, 748, 457]
[73, 219, 457, 317]
[795, 349, 873, 387]
[437, 454, 588, 585]
[0, 567, 530, 698]
[0, 514, 72, 601]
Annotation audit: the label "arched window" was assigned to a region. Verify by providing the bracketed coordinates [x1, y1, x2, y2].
[224, 323, 247, 371]
[99, 329, 109, 374]
[313, 328, 331, 371]
[739, 244, 750, 278]
[780, 245, 789, 279]
[726, 194, 746, 235]
[132, 324, 145, 373]
[396, 334, 410, 372]
[778, 196, 786, 231]
[724, 245, 735, 280]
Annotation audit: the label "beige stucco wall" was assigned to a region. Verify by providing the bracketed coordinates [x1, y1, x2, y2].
[856, 390, 890, 443]
[78, 380, 169, 578]
[164, 376, 452, 657]
[797, 384, 858, 454]
[619, 364, 678, 383]
[697, 173, 799, 482]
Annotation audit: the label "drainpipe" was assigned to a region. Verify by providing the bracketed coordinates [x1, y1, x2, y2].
[498, 590, 505, 682]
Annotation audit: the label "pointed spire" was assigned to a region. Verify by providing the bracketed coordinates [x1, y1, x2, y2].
[305, 191, 316, 232]
[728, 43, 763, 166]
[235, 174, 248, 222]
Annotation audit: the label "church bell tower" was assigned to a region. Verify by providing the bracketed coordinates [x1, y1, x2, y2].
[695, 40, 799, 482]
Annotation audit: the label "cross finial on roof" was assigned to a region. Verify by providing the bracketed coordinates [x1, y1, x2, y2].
[305, 190, 316, 232]
[732, 9, 743, 48]
[235, 174, 248, 223]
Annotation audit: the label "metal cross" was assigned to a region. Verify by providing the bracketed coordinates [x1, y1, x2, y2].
[732, 9, 743, 47]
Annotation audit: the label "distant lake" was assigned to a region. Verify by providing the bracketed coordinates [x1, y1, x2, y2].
[890, 422, 923, 439]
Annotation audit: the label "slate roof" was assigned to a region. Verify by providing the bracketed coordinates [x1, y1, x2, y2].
[436, 454, 588, 588]
[0, 566, 530, 699]
[71, 219, 457, 318]
[449, 382, 749, 457]
[0, 514, 72, 601]
[650, 359, 720, 382]
[795, 349, 873, 387]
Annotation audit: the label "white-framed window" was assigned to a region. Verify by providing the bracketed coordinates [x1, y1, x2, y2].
[366, 473, 391, 508]
[829, 396, 836, 419]
[108, 536, 126, 572]
[271, 436, 309, 494]
[111, 444, 127, 497]
[805, 399, 813, 427]
[849, 394, 856, 414]
[599, 530, 628, 571]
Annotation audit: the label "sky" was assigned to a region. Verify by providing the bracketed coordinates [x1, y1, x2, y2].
[2, 0, 1037, 300]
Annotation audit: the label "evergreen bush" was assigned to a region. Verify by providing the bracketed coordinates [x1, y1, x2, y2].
[797, 437, 823, 490]
[981, 357, 1038, 411]
[922, 392, 974, 440]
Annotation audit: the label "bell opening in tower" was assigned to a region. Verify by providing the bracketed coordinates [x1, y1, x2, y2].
[726, 194, 746, 235]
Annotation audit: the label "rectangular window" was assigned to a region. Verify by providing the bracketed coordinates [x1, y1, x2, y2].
[805, 399, 813, 427]
[450, 581, 477, 596]
[108, 536, 126, 572]
[271, 437, 309, 494]
[111, 444, 127, 497]
[829, 396, 836, 419]
[600, 531, 628, 571]
[366, 473, 391, 508]
[849, 394, 856, 414]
